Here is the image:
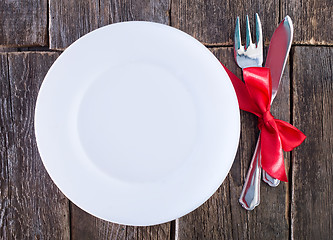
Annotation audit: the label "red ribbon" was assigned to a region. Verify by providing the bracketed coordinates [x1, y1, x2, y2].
[223, 65, 306, 182]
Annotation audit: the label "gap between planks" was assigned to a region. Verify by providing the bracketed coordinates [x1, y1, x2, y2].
[0, 44, 332, 54]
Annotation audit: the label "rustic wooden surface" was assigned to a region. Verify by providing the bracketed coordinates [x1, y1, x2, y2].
[0, 1, 332, 239]
[282, 0, 332, 45]
[49, 0, 171, 50]
[171, 0, 279, 46]
[0, 53, 11, 239]
[71, 204, 171, 240]
[0, 0, 47, 47]
[0, 52, 70, 239]
[291, 47, 333, 239]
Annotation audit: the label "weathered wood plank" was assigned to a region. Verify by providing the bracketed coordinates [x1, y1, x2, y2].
[171, 0, 279, 46]
[177, 47, 290, 239]
[291, 47, 333, 239]
[282, 0, 332, 45]
[0, 53, 11, 239]
[71, 204, 171, 240]
[49, 0, 171, 50]
[0, 0, 47, 47]
[4, 52, 70, 239]
[71, 204, 126, 240]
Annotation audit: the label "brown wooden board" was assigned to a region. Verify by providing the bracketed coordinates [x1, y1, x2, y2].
[171, 0, 279, 46]
[0, 53, 11, 239]
[291, 47, 333, 239]
[49, 0, 171, 50]
[0, 0, 47, 47]
[0, 52, 70, 239]
[177, 47, 290, 239]
[282, 0, 333, 45]
[71, 204, 171, 240]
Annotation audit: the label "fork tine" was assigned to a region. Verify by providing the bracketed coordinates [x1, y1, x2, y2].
[234, 16, 241, 50]
[245, 15, 252, 49]
[255, 13, 263, 49]
[234, 14, 263, 68]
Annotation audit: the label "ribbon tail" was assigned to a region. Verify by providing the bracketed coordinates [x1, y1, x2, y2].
[260, 127, 288, 182]
[275, 119, 307, 152]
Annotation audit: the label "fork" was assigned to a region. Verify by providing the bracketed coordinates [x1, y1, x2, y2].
[234, 14, 271, 210]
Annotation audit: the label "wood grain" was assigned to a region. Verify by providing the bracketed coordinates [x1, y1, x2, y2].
[291, 47, 333, 239]
[171, 0, 279, 46]
[0, 0, 47, 47]
[177, 47, 290, 239]
[71, 204, 171, 240]
[282, 0, 332, 45]
[49, 0, 171, 50]
[0, 53, 11, 239]
[0, 52, 70, 239]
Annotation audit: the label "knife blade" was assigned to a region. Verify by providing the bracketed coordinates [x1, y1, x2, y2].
[265, 15, 294, 98]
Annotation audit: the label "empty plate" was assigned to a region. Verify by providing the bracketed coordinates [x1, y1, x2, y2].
[35, 21, 240, 226]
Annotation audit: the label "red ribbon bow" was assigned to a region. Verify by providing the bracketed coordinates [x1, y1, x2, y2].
[223, 65, 306, 182]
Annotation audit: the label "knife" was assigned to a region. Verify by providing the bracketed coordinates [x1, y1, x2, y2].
[262, 16, 294, 186]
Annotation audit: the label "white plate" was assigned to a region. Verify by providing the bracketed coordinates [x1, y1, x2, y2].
[35, 22, 240, 226]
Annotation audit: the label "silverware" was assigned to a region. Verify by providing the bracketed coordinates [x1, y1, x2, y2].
[234, 13, 263, 210]
[235, 15, 294, 210]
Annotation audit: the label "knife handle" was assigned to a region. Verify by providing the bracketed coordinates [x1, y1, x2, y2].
[239, 135, 261, 210]
[262, 170, 280, 187]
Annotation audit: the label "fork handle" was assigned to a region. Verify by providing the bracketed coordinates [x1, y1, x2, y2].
[239, 135, 261, 210]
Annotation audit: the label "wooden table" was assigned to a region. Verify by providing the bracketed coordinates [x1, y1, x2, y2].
[0, 0, 332, 239]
